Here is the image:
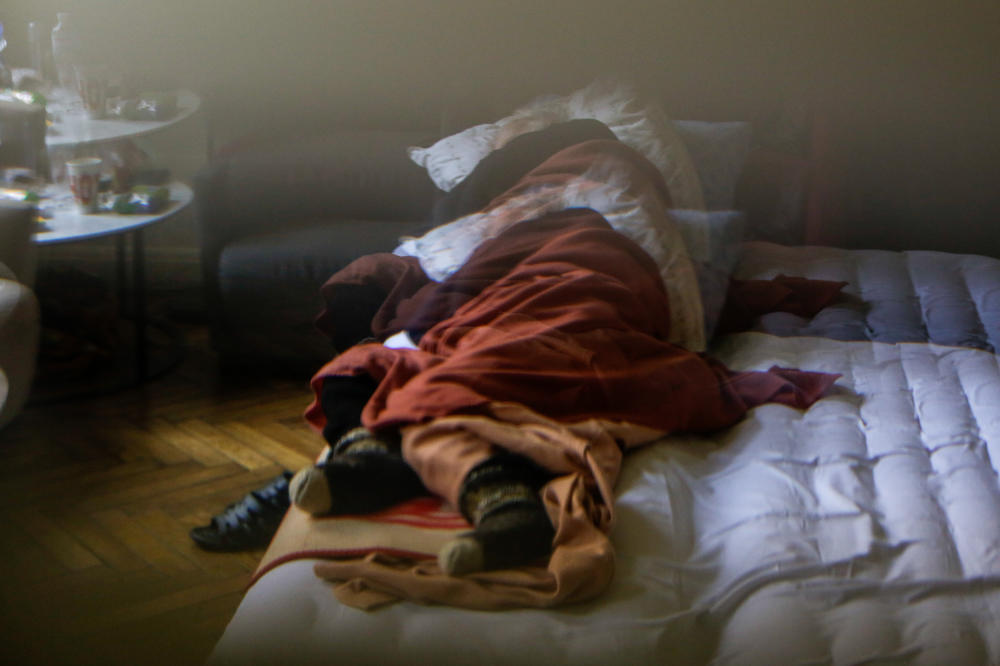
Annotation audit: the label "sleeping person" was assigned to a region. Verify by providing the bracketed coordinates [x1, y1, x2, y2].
[192, 120, 840, 590]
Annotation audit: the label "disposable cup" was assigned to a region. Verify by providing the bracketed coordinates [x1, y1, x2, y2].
[66, 157, 102, 213]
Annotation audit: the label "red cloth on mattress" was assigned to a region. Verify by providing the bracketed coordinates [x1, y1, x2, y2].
[306, 212, 838, 445]
[716, 274, 849, 335]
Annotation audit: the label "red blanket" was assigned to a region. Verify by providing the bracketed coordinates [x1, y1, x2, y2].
[308, 212, 833, 445]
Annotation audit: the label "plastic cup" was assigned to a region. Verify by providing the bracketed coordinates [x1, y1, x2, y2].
[74, 65, 109, 119]
[66, 157, 102, 213]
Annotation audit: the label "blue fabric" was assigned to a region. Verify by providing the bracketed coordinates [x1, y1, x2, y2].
[670, 209, 746, 340]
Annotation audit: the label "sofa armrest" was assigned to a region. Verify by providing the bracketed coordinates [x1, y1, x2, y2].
[0, 202, 39, 428]
[0, 201, 37, 287]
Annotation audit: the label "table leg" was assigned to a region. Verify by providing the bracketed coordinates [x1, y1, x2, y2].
[116, 235, 127, 316]
[132, 229, 148, 382]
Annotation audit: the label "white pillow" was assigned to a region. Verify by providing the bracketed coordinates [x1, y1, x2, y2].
[406, 123, 499, 193]
[396, 154, 708, 352]
[408, 80, 706, 210]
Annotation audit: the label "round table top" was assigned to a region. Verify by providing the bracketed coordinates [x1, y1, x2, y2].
[32, 181, 193, 245]
[45, 89, 201, 148]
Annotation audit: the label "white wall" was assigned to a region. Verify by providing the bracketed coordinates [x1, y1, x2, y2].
[4, 0, 1000, 257]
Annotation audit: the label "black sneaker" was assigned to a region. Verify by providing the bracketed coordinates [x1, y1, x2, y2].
[190, 471, 293, 551]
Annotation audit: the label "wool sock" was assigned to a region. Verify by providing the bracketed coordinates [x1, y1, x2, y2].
[289, 427, 425, 516]
[438, 456, 554, 575]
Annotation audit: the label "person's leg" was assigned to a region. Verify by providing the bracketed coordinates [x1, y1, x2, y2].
[438, 454, 554, 575]
[400, 422, 556, 574]
[190, 374, 394, 551]
[289, 375, 426, 515]
[290, 425, 427, 515]
[292, 375, 555, 573]
[316, 374, 379, 445]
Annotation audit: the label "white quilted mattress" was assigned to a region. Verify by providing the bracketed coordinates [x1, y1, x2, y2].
[736, 242, 1000, 351]
[210, 333, 1000, 665]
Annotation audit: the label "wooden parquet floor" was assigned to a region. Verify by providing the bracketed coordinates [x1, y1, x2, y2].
[0, 325, 325, 666]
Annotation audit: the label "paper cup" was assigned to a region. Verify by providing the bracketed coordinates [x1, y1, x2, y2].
[66, 157, 102, 213]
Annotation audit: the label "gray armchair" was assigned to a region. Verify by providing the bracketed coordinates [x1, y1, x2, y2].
[0, 201, 40, 429]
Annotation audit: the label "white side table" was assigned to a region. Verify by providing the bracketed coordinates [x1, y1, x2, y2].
[32, 182, 193, 389]
[45, 89, 202, 149]
[28, 87, 203, 398]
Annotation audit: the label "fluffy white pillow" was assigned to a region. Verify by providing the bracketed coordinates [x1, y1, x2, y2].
[408, 80, 706, 210]
[396, 154, 709, 352]
[406, 123, 499, 193]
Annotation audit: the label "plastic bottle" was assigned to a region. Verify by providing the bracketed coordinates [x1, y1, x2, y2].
[28, 21, 55, 83]
[51, 12, 83, 89]
[0, 23, 13, 88]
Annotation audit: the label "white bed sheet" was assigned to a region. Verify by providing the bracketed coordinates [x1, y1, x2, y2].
[210, 333, 1000, 665]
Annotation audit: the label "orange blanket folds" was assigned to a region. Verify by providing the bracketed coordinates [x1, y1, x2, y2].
[269, 211, 839, 610]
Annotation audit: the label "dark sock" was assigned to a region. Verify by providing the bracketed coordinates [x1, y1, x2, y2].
[439, 455, 554, 574]
[324, 427, 425, 514]
[468, 504, 555, 572]
[302, 375, 424, 514]
[290, 426, 425, 515]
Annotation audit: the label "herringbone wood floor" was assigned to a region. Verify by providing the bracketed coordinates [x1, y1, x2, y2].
[0, 325, 324, 666]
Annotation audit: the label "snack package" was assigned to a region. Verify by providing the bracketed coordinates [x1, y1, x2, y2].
[111, 185, 169, 214]
[109, 92, 178, 121]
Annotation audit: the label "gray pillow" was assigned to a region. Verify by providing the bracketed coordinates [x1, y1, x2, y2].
[673, 121, 753, 210]
[671, 209, 746, 339]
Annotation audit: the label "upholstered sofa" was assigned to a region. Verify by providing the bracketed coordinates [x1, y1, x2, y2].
[194, 129, 439, 371]
[194, 89, 819, 373]
[0, 201, 40, 430]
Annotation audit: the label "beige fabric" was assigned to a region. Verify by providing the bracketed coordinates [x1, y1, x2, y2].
[257, 495, 469, 570]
